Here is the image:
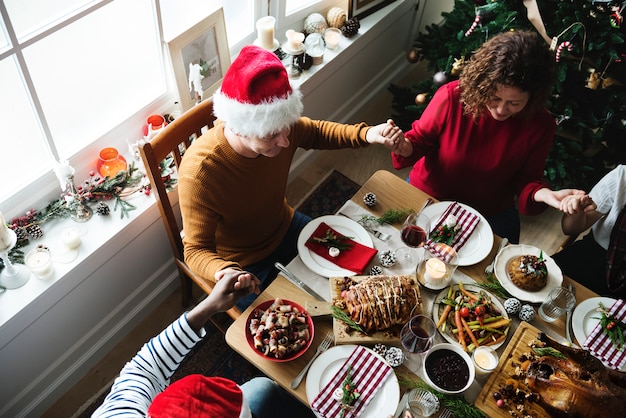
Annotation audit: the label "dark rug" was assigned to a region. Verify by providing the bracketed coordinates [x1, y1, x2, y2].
[77, 170, 360, 417]
[296, 170, 360, 218]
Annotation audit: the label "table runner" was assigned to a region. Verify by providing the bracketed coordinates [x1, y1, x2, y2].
[311, 345, 392, 418]
[583, 298, 626, 370]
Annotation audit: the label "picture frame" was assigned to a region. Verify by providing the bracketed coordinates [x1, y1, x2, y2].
[167, 8, 230, 111]
[348, 0, 397, 20]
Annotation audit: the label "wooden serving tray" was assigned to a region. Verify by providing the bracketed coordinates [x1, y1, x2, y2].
[474, 322, 551, 418]
[325, 274, 422, 345]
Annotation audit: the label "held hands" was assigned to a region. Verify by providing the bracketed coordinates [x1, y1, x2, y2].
[534, 188, 590, 214]
[559, 193, 597, 215]
[367, 119, 405, 148]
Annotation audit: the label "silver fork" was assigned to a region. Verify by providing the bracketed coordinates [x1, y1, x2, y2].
[439, 408, 453, 418]
[484, 238, 508, 275]
[337, 212, 391, 241]
[290, 332, 334, 389]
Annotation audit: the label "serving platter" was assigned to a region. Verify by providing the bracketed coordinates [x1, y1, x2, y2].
[493, 244, 563, 303]
[297, 215, 373, 277]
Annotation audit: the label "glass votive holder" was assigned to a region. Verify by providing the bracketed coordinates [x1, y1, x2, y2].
[406, 388, 440, 417]
[416, 243, 458, 290]
[25, 245, 54, 280]
[97, 147, 127, 178]
[472, 346, 499, 378]
[324, 27, 342, 50]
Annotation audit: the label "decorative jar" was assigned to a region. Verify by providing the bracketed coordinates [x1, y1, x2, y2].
[97, 147, 127, 178]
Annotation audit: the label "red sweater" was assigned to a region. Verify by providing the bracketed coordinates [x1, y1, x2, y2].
[392, 80, 556, 217]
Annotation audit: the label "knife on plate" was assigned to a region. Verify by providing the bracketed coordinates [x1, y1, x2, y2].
[274, 262, 325, 301]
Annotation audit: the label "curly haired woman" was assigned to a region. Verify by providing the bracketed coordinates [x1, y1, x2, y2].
[390, 30, 584, 243]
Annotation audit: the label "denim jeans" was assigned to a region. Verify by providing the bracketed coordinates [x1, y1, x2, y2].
[236, 211, 312, 311]
[240, 376, 316, 418]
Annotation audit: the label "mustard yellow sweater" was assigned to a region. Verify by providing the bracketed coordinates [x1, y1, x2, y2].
[178, 117, 371, 282]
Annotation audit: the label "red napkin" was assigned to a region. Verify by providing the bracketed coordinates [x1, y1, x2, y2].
[583, 298, 626, 370]
[304, 222, 377, 274]
[311, 345, 392, 418]
[425, 202, 480, 262]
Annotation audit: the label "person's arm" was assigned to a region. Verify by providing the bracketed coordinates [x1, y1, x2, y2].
[92, 271, 255, 417]
[558, 194, 603, 236]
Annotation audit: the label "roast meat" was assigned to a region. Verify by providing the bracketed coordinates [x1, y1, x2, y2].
[524, 333, 626, 418]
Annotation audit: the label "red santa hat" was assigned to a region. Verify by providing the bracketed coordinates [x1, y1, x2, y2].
[148, 375, 251, 418]
[213, 45, 303, 138]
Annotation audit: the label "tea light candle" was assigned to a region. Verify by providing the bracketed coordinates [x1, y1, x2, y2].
[256, 16, 276, 50]
[61, 227, 81, 249]
[324, 28, 341, 50]
[472, 346, 498, 377]
[25, 246, 54, 279]
[424, 257, 446, 284]
[0, 211, 11, 250]
[286, 29, 304, 51]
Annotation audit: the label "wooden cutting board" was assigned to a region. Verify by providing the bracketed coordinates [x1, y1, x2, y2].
[307, 274, 423, 345]
[474, 322, 551, 418]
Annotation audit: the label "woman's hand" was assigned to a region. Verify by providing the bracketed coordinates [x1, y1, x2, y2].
[215, 268, 261, 295]
[367, 119, 404, 147]
[534, 188, 587, 213]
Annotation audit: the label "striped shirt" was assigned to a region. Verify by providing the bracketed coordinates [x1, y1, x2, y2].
[91, 313, 204, 417]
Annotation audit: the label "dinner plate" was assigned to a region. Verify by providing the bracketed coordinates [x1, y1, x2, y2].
[432, 284, 510, 351]
[494, 244, 563, 303]
[420, 201, 493, 266]
[571, 296, 626, 371]
[297, 215, 374, 277]
[306, 344, 399, 418]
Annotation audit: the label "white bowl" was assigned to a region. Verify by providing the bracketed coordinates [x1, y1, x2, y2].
[422, 343, 475, 394]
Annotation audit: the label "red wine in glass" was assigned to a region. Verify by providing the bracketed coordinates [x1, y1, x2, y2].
[401, 225, 427, 247]
[401, 315, 435, 354]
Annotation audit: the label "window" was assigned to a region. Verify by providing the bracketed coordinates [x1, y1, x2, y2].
[0, 0, 344, 214]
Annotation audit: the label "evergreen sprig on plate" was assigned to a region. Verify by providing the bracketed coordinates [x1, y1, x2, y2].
[308, 229, 353, 251]
[594, 302, 625, 351]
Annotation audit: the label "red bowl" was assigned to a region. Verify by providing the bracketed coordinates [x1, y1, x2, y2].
[245, 299, 315, 362]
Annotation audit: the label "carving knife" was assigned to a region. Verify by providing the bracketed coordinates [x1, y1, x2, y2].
[566, 283, 575, 345]
[274, 262, 325, 301]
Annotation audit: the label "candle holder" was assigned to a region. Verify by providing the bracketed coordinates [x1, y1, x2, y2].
[25, 245, 54, 280]
[416, 243, 458, 290]
[0, 229, 31, 289]
[67, 175, 93, 223]
[283, 30, 305, 79]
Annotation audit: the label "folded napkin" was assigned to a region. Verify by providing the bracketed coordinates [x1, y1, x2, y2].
[304, 222, 377, 274]
[583, 298, 626, 370]
[311, 345, 392, 418]
[425, 202, 480, 262]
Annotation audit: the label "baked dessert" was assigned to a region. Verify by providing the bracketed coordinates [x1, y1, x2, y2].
[507, 254, 548, 291]
[334, 275, 421, 332]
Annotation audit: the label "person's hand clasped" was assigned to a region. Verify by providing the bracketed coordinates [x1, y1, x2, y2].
[534, 188, 587, 214]
[559, 193, 596, 215]
[367, 119, 404, 147]
[213, 268, 261, 308]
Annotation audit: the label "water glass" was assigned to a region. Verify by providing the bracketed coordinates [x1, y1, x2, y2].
[406, 388, 440, 417]
[538, 286, 576, 322]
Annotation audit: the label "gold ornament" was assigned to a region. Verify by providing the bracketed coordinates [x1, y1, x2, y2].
[415, 93, 428, 104]
[406, 48, 420, 63]
[326, 7, 347, 29]
[586, 70, 600, 90]
[451, 57, 465, 76]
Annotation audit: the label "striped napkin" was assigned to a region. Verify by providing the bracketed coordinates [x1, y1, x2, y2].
[583, 298, 626, 370]
[311, 345, 392, 418]
[305, 222, 378, 274]
[425, 202, 480, 262]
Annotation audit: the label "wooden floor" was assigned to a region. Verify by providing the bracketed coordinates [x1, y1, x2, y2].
[45, 72, 567, 417]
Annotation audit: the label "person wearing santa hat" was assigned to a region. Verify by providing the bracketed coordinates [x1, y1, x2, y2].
[92, 268, 315, 417]
[178, 44, 403, 311]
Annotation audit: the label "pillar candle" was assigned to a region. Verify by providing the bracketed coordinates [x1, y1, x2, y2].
[25, 247, 54, 279]
[0, 211, 11, 249]
[256, 16, 276, 50]
[286, 29, 304, 51]
[324, 28, 341, 50]
[424, 257, 446, 284]
[61, 227, 81, 249]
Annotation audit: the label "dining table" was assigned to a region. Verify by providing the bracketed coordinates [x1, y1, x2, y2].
[225, 169, 600, 415]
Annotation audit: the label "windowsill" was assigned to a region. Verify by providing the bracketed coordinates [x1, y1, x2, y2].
[0, 0, 412, 338]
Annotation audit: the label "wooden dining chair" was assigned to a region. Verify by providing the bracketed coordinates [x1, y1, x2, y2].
[139, 99, 241, 325]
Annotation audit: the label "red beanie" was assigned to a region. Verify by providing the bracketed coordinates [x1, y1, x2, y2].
[213, 45, 303, 138]
[148, 375, 251, 418]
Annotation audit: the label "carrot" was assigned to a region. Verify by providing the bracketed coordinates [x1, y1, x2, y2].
[484, 333, 507, 346]
[455, 309, 467, 350]
[461, 316, 480, 348]
[483, 318, 511, 329]
[458, 282, 479, 302]
[436, 304, 452, 329]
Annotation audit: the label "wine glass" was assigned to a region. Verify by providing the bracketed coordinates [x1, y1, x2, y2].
[401, 314, 437, 374]
[395, 212, 430, 268]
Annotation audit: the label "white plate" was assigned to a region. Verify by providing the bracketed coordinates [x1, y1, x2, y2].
[306, 344, 399, 418]
[432, 284, 510, 351]
[571, 296, 626, 371]
[494, 244, 563, 303]
[421, 201, 493, 266]
[298, 215, 374, 277]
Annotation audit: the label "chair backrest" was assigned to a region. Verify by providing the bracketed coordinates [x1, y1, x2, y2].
[139, 100, 241, 320]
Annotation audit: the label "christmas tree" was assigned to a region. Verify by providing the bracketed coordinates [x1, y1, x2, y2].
[390, 0, 626, 189]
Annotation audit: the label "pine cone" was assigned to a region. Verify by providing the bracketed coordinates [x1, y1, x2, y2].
[341, 17, 360, 38]
[378, 250, 396, 267]
[26, 224, 44, 239]
[95, 201, 110, 216]
[363, 192, 377, 207]
[370, 265, 383, 276]
[11, 225, 28, 242]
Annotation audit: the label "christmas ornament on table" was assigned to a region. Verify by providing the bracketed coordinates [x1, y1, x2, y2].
[340, 17, 360, 38]
[326, 7, 347, 29]
[303, 13, 328, 35]
[54, 160, 93, 223]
